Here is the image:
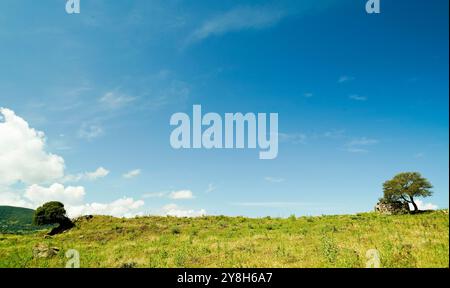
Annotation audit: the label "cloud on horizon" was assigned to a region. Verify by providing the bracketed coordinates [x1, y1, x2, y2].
[0, 107, 145, 218]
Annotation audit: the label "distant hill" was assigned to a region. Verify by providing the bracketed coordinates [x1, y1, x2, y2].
[0, 206, 37, 234]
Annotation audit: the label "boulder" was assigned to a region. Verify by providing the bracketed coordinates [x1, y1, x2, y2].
[375, 200, 410, 215]
[32, 243, 60, 259]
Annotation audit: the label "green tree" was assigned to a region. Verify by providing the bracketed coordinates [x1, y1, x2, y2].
[33, 201, 74, 234]
[383, 172, 433, 212]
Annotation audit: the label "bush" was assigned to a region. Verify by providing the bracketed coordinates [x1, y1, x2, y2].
[33, 202, 67, 225]
[33, 202, 74, 235]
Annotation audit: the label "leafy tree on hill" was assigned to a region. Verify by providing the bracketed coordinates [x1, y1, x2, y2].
[33, 201, 74, 235]
[382, 172, 433, 212]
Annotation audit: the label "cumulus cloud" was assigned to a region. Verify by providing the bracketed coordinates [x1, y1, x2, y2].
[67, 198, 145, 218]
[410, 200, 438, 211]
[0, 190, 33, 208]
[0, 108, 65, 185]
[24, 183, 85, 206]
[187, 6, 285, 44]
[169, 190, 194, 200]
[123, 169, 141, 179]
[0, 108, 146, 218]
[86, 167, 109, 180]
[162, 203, 206, 217]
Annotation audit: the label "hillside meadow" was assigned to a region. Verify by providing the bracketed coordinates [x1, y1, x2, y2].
[0, 210, 448, 268]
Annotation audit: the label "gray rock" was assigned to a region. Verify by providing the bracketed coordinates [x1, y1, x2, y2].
[375, 200, 410, 215]
[32, 243, 60, 259]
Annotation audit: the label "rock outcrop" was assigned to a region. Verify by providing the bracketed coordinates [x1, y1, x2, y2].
[375, 200, 410, 215]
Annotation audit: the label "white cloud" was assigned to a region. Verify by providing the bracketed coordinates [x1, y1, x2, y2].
[78, 123, 103, 140]
[279, 132, 307, 144]
[1, 184, 145, 218]
[67, 198, 145, 218]
[409, 200, 438, 211]
[347, 137, 379, 146]
[142, 192, 167, 198]
[64, 167, 110, 182]
[99, 91, 136, 110]
[0, 108, 145, 218]
[162, 203, 206, 217]
[345, 137, 379, 153]
[304, 92, 314, 98]
[233, 202, 314, 208]
[86, 167, 109, 180]
[187, 6, 285, 44]
[265, 177, 286, 183]
[0, 190, 33, 208]
[0, 108, 65, 185]
[338, 75, 355, 83]
[24, 183, 85, 206]
[143, 189, 198, 199]
[322, 129, 346, 139]
[169, 190, 194, 200]
[349, 94, 368, 101]
[205, 183, 216, 194]
[414, 153, 425, 159]
[123, 169, 141, 179]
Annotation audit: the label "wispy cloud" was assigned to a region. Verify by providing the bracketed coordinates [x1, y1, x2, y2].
[142, 192, 167, 199]
[63, 167, 110, 183]
[143, 189, 196, 200]
[205, 183, 217, 194]
[279, 132, 307, 144]
[345, 137, 379, 153]
[347, 138, 379, 146]
[265, 177, 286, 183]
[99, 91, 136, 110]
[169, 190, 195, 200]
[232, 202, 316, 208]
[78, 123, 104, 140]
[186, 6, 286, 45]
[322, 129, 346, 139]
[349, 94, 368, 101]
[161, 204, 206, 217]
[123, 169, 141, 179]
[414, 152, 425, 159]
[338, 75, 355, 83]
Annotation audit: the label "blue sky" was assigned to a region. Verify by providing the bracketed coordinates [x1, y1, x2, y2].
[0, 0, 448, 217]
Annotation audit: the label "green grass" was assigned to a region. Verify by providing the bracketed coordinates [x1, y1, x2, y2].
[0, 210, 448, 268]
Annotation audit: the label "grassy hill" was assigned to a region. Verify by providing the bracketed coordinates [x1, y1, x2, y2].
[0, 206, 37, 234]
[0, 210, 448, 268]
